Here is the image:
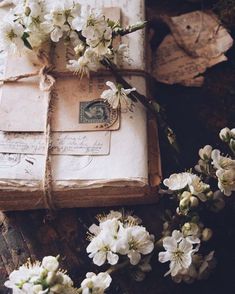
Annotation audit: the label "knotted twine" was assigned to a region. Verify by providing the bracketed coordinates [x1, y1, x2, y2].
[0, 47, 151, 209]
[0, 47, 56, 209]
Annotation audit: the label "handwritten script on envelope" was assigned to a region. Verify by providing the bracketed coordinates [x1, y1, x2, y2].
[0, 131, 111, 155]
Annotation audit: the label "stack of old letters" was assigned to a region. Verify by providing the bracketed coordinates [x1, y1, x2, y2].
[0, 0, 161, 211]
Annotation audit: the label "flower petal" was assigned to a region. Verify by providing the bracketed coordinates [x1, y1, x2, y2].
[93, 251, 106, 266]
[158, 251, 171, 263]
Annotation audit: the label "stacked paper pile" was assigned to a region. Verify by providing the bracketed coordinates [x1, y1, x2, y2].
[0, 0, 161, 210]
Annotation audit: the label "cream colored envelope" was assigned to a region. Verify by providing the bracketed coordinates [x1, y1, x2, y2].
[0, 49, 120, 132]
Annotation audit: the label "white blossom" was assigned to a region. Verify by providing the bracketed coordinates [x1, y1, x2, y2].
[216, 168, 235, 196]
[211, 149, 235, 170]
[188, 174, 209, 202]
[86, 219, 122, 266]
[163, 172, 192, 191]
[81, 272, 112, 294]
[101, 81, 135, 109]
[86, 234, 119, 266]
[118, 226, 154, 265]
[159, 230, 200, 277]
[4, 261, 44, 293]
[41, 1, 80, 42]
[0, 18, 24, 54]
[67, 48, 100, 77]
[4, 256, 75, 294]
[172, 251, 216, 283]
[22, 0, 44, 29]
[73, 11, 112, 56]
[87, 211, 153, 267]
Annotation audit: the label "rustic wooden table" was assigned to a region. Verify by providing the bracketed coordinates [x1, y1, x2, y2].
[1, 1, 235, 293]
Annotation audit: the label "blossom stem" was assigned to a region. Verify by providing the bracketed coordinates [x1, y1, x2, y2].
[114, 21, 148, 37]
[101, 57, 181, 158]
[106, 260, 130, 274]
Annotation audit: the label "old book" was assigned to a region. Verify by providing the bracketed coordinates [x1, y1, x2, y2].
[0, 0, 161, 210]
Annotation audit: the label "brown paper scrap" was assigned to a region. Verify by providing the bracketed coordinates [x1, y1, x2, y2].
[164, 11, 233, 58]
[153, 11, 233, 87]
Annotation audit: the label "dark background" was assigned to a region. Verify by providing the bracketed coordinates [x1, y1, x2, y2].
[1, 0, 235, 293]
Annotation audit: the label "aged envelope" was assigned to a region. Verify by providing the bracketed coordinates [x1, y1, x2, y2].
[0, 131, 111, 155]
[0, 77, 148, 184]
[0, 59, 120, 132]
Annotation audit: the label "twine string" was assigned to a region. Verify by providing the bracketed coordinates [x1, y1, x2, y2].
[0, 53, 150, 209]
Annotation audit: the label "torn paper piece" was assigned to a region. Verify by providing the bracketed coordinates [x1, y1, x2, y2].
[153, 10, 233, 86]
[163, 11, 233, 58]
[153, 34, 228, 87]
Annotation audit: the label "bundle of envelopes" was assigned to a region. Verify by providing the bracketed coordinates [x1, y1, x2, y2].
[0, 0, 161, 211]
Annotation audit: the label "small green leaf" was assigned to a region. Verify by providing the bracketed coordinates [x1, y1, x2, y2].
[21, 32, 32, 50]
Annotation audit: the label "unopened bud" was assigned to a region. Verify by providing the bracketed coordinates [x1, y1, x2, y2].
[190, 196, 199, 208]
[202, 228, 213, 241]
[206, 191, 213, 199]
[181, 191, 191, 200]
[219, 127, 231, 142]
[182, 222, 199, 237]
[229, 139, 235, 153]
[199, 145, 212, 161]
[230, 128, 235, 138]
[180, 197, 190, 210]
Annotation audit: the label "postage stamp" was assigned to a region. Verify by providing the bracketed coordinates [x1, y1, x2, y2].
[79, 99, 118, 126]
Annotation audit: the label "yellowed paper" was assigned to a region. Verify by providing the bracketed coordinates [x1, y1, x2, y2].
[153, 11, 233, 86]
[164, 11, 233, 58]
[153, 34, 227, 87]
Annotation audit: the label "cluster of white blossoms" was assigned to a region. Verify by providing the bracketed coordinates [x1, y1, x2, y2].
[0, 0, 136, 77]
[158, 230, 216, 283]
[195, 127, 235, 197]
[4, 256, 77, 294]
[4, 255, 112, 294]
[159, 127, 235, 283]
[87, 210, 154, 266]
[163, 172, 212, 214]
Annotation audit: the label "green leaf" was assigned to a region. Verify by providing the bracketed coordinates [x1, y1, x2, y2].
[21, 32, 32, 50]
